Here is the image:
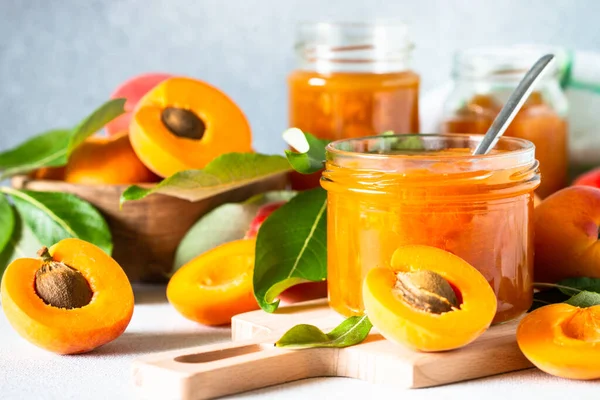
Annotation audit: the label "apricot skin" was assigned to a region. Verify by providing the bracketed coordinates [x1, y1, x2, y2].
[517, 303, 600, 380]
[1, 238, 134, 354]
[534, 186, 600, 283]
[363, 245, 497, 352]
[167, 239, 259, 326]
[64, 131, 159, 185]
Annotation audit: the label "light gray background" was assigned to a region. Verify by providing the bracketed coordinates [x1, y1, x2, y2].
[1, 0, 599, 155]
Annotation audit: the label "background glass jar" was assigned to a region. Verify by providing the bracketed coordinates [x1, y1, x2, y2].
[321, 134, 540, 324]
[441, 46, 568, 199]
[288, 21, 420, 189]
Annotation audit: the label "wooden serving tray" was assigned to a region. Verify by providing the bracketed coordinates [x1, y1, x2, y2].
[132, 300, 533, 400]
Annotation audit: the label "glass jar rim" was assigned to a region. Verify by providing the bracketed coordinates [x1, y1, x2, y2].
[326, 133, 535, 162]
[452, 44, 568, 81]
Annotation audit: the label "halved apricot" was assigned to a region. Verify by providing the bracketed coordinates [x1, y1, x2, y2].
[129, 77, 253, 177]
[517, 303, 600, 380]
[167, 238, 259, 326]
[1, 238, 134, 354]
[363, 245, 497, 352]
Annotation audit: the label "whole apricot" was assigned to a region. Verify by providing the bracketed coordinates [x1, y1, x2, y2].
[573, 167, 600, 189]
[1, 238, 134, 354]
[64, 131, 159, 185]
[534, 186, 600, 283]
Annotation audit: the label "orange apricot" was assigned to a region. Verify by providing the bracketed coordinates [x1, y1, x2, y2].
[517, 303, 600, 380]
[129, 77, 253, 177]
[363, 245, 497, 352]
[1, 238, 134, 354]
[32, 166, 66, 181]
[64, 131, 159, 185]
[167, 238, 259, 326]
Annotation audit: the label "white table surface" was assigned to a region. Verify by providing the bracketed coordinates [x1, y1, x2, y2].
[0, 284, 598, 400]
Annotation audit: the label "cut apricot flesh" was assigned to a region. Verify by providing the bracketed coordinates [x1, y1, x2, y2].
[517, 303, 600, 380]
[167, 238, 259, 326]
[363, 245, 497, 352]
[130, 77, 253, 177]
[1, 238, 134, 354]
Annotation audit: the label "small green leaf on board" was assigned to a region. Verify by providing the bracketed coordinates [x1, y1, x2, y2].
[0, 194, 15, 255]
[254, 187, 327, 313]
[275, 315, 373, 349]
[283, 128, 330, 174]
[173, 190, 297, 272]
[564, 291, 600, 308]
[121, 153, 291, 203]
[2, 187, 112, 255]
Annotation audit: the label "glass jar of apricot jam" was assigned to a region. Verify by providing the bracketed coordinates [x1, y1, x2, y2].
[441, 46, 568, 199]
[321, 134, 540, 324]
[288, 22, 420, 189]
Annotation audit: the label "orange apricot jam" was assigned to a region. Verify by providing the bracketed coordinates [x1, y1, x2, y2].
[443, 93, 567, 199]
[321, 134, 540, 324]
[288, 22, 420, 190]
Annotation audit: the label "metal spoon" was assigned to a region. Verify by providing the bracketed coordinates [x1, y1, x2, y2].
[473, 54, 555, 155]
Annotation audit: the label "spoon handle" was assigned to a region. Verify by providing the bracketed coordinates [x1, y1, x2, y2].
[473, 54, 555, 155]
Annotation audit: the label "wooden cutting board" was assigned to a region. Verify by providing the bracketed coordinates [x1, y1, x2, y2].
[132, 299, 533, 400]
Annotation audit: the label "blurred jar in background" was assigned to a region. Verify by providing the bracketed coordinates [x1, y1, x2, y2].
[288, 22, 420, 189]
[442, 46, 569, 199]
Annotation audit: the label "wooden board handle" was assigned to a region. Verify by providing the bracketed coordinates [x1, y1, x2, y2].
[132, 336, 334, 400]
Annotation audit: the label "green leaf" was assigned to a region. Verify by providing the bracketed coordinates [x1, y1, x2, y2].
[0, 98, 126, 180]
[283, 128, 330, 174]
[556, 277, 600, 296]
[1, 187, 112, 255]
[68, 98, 126, 153]
[0, 130, 72, 180]
[565, 291, 600, 308]
[121, 153, 291, 203]
[0, 194, 15, 255]
[173, 190, 297, 272]
[275, 315, 372, 349]
[254, 187, 327, 312]
[0, 210, 43, 278]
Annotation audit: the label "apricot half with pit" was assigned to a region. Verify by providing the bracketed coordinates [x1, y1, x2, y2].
[1, 238, 134, 354]
[129, 76, 253, 177]
[363, 245, 497, 352]
[517, 303, 600, 380]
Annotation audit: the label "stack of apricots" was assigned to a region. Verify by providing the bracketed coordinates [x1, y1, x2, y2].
[2, 70, 600, 385]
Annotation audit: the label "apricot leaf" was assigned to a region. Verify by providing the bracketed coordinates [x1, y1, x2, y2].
[0, 130, 72, 180]
[283, 128, 330, 174]
[556, 277, 600, 296]
[275, 315, 372, 349]
[121, 153, 291, 203]
[1, 187, 112, 255]
[173, 190, 297, 272]
[565, 291, 600, 308]
[0, 194, 15, 255]
[68, 98, 126, 153]
[0, 210, 43, 277]
[254, 187, 327, 312]
[0, 98, 126, 180]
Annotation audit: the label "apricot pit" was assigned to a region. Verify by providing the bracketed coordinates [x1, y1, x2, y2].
[34, 247, 93, 309]
[1, 238, 134, 354]
[363, 245, 497, 352]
